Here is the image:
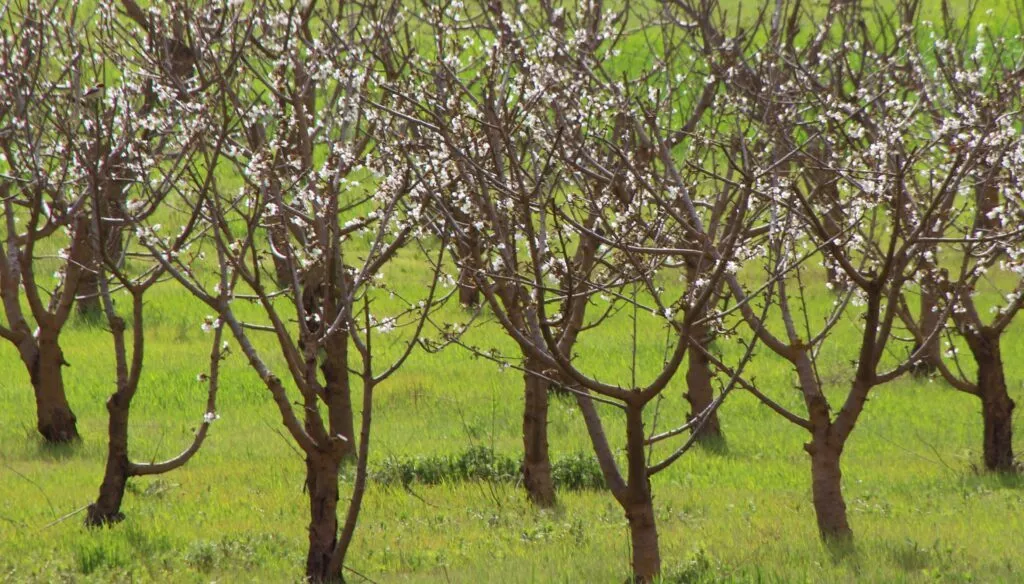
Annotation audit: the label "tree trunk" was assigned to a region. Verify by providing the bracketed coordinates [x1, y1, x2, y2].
[972, 334, 1016, 471]
[805, 438, 852, 543]
[973, 169, 1001, 234]
[821, 183, 847, 292]
[75, 267, 103, 319]
[685, 320, 723, 443]
[456, 233, 481, 307]
[625, 496, 660, 583]
[458, 264, 480, 307]
[623, 403, 660, 582]
[26, 334, 79, 443]
[683, 263, 722, 443]
[322, 356, 357, 461]
[305, 455, 342, 583]
[522, 358, 555, 507]
[270, 224, 293, 287]
[86, 393, 131, 526]
[911, 278, 941, 377]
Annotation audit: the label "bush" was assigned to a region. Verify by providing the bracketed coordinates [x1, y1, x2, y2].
[372, 446, 605, 491]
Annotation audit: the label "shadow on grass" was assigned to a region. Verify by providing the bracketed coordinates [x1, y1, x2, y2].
[961, 468, 1024, 490]
[35, 437, 84, 461]
[693, 434, 730, 456]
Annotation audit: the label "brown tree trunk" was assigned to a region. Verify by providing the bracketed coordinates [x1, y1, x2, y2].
[322, 354, 357, 461]
[24, 332, 78, 443]
[685, 319, 723, 443]
[86, 393, 131, 526]
[973, 169, 1000, 234]
[805, 437, 852, 543]
[270, 224, 293, 287]
[821, 183, 847, 292]
[458, 264, 480, 307]
[456, 232, 481, 307]
[625, 497, 660, 583]
[522, 358, 555, 507]
[623, 404, 660, 582]
[77, 191, 124, 319]
[912, 278, 941, 377]
[683, 263, 722, 443]
[305, 455, 342, 583]
[75, 259, 103, 319]
[971, 333, 1016, 471]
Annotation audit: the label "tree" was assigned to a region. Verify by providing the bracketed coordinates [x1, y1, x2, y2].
[0, 0, 100, 442]
[693, 0, 984, 542]
[895, 5, 1024, 471]
[73, 0, 206, 319]
[82, 0, 234, 524]
[405, 3, 766, 578]
[137, 1, 448, 580]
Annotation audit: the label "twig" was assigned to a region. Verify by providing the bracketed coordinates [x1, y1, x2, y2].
[41, 504, 88, 530]
[3, 462, 56, 516]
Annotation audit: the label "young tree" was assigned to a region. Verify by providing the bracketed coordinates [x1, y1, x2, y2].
[0, 0, 99, 442]
[137, 2, 447, 580]
[404, 3, 765, 578]
[698, 0, 989, 541]
[81, 0, 235, 524]
[72, 0, 206, 318]
[896, 6, 1024, 471]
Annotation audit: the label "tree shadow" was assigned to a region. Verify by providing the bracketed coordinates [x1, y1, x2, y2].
[694, 434, 730, 456]
[34, 437, 83, 461]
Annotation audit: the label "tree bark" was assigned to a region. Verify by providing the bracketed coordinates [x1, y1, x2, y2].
[820, 183, 847, 292]
[322, 355, 357, 461]
[305, 454, 342, 583]
[626, 497, 660, 583]
[75, 262, 103, 319]
[456, 232, 481, 307]
[683, 262, 722, 443]
[86, 393, 131, 526]
[805, 437, 852, 543]
[623, 404, 660, 583]
[973, 169, 1001, 234]
[24, 331, 78, 443]
[522, 358, 556, 507]
[969, 332, 1016, 471]
[911, 278, 941, 377]
[685, 319, 723, 443]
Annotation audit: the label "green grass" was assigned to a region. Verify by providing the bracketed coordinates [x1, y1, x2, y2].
[3, 1, 1024, 582]
[2, 255, 1024, 582]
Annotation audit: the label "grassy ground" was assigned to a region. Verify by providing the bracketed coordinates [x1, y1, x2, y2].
[1, 256, 1023, 583]
[3, 1, 1024, 582]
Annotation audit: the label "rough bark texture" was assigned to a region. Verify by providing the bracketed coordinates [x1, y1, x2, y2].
[623, 404, 661, 582]
[968, 332, 1016, 471]
[75, 266, 103, 319]
[911, 279, 941, 377]
[322, 357, 357, 461]
[86, 393, 131, 526]
[685, 319, 723, 443]
[626, 498, 660, 583]
[522, 360, 556, 507]
[455, 232, 481, 307]
[25, 333, 78, 443]
[806, 438, 852, 542]
[305, 455, 342, 583]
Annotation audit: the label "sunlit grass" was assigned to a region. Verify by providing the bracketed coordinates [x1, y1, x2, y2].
[3, 0, 1024, 582]
[2, 245, 1023, 582]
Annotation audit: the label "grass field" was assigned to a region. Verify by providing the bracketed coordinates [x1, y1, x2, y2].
[1, 254, 1023, 583]
[4, 0, 1024, 582]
